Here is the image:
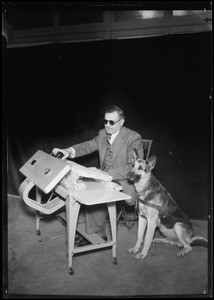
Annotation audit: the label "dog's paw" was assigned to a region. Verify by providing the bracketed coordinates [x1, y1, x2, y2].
[177, 247, 192, 258]
[128, 247, 139, 254]
[177, 250, 186, 258]
[134, 252, 147, 260]
[152, 238, 161, 243]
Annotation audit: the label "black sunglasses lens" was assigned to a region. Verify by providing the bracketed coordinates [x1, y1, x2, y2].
[104, 120, 114, 125]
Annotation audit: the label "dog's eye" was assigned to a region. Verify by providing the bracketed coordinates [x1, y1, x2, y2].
[138, 165, 143, 170]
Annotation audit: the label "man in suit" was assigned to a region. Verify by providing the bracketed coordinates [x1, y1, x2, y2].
[53, 105, 144, 243]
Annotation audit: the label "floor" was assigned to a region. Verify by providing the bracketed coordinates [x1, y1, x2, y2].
[4, 194, 210, 297]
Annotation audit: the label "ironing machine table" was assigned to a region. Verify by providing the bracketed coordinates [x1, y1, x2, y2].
[55, 181, 131, 274]
[55, 180, 129, 205]
[19, 150, 131, 275]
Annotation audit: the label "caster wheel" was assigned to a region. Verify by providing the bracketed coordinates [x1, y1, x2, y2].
[112, 257, 118, 265]
[68, 267, 74, 275]
[36, 230, 41, 236]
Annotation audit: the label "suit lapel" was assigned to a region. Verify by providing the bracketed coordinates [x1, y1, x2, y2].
[100, 135, 108, 166]
[111, 127, 126, 161]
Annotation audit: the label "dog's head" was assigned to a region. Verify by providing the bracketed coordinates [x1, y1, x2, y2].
[127, 148, 156, 183]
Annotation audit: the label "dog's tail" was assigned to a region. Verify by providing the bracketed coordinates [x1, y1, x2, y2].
[190, 236, 208, 248]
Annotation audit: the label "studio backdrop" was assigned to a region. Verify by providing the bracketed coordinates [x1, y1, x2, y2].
[3, 32, 211, 220]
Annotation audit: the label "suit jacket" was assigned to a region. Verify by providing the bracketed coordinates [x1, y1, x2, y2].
[72, 126, 144, 205]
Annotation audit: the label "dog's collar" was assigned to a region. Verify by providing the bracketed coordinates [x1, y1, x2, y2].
[138, 197, 164, 213]
[137, 191, 167, 216]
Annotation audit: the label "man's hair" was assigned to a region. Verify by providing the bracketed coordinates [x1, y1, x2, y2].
[103, 105, 125, 119]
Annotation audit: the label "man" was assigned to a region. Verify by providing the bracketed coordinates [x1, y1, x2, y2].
[53, 105, 144, 243]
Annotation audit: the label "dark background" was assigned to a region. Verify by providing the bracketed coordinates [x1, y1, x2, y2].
[3, 32, 212, 220]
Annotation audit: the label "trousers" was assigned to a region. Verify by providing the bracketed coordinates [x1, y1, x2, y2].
[57, 180, 135, 236]
[57, 204, 107, 237]
[82, 180, 123, 236]
[81, 204, 107, 236]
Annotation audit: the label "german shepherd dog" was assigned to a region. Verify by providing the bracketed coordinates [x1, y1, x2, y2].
[127, 149, 208, 259]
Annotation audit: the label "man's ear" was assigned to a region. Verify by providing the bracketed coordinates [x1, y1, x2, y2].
[131, 148, 138, 164]
[147, 155, 157, 171]
[120, 118, 125, 126]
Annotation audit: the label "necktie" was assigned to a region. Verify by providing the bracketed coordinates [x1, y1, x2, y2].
[107, 134, 112, 147]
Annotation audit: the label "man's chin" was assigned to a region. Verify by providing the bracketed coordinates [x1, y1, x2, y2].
[105, 129, 111, 134]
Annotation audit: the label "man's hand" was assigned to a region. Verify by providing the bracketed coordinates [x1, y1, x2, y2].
[52, 148, 70, 160]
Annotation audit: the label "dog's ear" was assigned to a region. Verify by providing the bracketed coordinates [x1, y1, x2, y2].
[131, 148, 138, 164]
[147, 155, 156, 171]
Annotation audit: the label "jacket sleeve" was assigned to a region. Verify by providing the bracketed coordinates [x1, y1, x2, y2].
[72, 134, 100, 157]
[108, 133, 144, 180]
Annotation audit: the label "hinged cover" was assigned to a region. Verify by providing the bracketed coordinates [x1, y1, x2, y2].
[19, 150, 70, 193]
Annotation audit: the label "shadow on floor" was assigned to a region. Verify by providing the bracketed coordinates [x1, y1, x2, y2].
[4, 195, 211, 297]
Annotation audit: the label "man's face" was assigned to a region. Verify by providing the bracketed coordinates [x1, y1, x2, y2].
[104, 111, 124, 135]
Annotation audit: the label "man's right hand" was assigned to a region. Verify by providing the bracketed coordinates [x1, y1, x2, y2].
[52, 147, 75, 160]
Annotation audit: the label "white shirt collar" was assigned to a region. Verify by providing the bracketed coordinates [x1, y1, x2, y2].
[109, 130, 120, 144]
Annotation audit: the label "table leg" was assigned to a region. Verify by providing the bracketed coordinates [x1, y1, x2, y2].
[107, 202, 118, 264]
[66, 196, 80, 275]
[36, 187, 42, 235]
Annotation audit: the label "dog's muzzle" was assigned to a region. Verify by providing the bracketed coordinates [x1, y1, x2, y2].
[127, 172, 134, 181]
[127, 172, 141, 183]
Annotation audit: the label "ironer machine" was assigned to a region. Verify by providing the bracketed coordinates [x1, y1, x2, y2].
[19, 150, 131, 274]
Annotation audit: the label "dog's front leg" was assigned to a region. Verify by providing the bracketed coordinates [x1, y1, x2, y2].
[128, 215, 147, 254]
[135, 219, 157, 259]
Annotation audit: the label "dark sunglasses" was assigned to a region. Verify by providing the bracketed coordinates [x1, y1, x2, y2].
[104, 118, 122, 126]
